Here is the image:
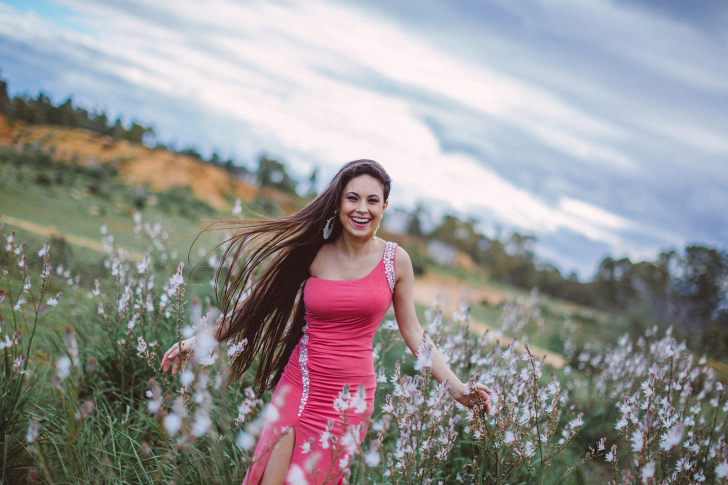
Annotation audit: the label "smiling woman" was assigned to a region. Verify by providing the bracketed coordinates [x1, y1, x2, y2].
[160, 159, 491, 485]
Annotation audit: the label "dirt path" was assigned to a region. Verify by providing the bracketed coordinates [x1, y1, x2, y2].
[1, 215, 144, 260]
[413, 272, 566, 368]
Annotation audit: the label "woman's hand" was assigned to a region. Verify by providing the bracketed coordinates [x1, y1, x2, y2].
[452, 383, 492, 414]
[161, 337, 195, 375]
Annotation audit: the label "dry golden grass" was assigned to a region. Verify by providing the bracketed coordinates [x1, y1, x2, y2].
[0, 115, 258, 209]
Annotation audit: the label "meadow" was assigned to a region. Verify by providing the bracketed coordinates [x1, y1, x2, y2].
[2, 144, 728, 484]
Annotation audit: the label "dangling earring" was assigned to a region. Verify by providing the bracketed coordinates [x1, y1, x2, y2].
[372, 220, 381, 240]
[323, 210, 338, 240]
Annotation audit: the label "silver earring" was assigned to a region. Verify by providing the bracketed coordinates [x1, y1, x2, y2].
[372, 221, 381, 239]
[323, 210, 338, 239]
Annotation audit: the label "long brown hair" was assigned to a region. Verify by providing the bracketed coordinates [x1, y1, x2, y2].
[214, 159, 392, 395]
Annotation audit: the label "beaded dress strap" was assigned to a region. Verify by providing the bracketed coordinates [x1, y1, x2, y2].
[383, 242, 397, 293]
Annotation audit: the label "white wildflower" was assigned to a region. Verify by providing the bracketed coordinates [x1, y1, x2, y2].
[180, 369, 194, 387]
[232, 198, 242, 215]
[660, 423, 684, 451]
[56, 356, 72, 380]
[163, 413, 182, 434]
[568, 413, 584, 429]
[136, 336, 147, 357]
[26, 420, 39, 443]
[641, 461, 655, 483]
[631, 429, 644, 454]
[716, 462, 728, 479]
[236, 431, 255, 450]
[415, 339, 433, 371]
[287, 464, 308, 485]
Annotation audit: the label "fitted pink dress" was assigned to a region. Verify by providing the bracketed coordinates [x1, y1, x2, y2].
[243, 242, 397, 485]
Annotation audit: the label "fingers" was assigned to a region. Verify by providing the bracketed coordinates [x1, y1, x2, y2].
[478, 389, 492, 414]
[171, 356, 180, 376]
[161, 346, 178, 373]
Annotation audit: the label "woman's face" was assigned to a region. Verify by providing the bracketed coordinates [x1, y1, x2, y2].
[338, 174, 388, 240]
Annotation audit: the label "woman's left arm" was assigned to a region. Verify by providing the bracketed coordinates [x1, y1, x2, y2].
[392, 247, 491, 413]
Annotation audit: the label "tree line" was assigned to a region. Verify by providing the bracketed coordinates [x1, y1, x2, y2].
[418, 212, 728, 346]
[0, 75, 154, 144]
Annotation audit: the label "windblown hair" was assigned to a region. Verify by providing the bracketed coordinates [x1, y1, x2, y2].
[213, 159, 392, 395]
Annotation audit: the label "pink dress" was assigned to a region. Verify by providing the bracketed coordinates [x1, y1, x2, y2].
[243, 242, 397, 485]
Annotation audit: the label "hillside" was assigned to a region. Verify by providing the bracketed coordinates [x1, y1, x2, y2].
[0, 114, 258, 210]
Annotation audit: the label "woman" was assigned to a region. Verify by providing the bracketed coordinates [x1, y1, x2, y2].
[161, 159, 491, 485]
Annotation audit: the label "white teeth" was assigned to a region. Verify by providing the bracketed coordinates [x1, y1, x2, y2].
[352, 217, 370, 223]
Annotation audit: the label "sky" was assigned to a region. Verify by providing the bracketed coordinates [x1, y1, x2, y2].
[1, 0, 727, 278]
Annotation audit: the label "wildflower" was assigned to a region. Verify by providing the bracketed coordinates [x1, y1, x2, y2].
[98, 303, 104, 315]
[136, 336, 147, 357]
[301, 438, 313, 454]
[364, 448, 380, 466]
[693, 469, 705, 482]
[262, 404, 280, 426]
[13, 355, 26, 372]
[192, 409, 212, 436]
[194, 330, 218, 366]
[287, 464, 308, 485]
[351, 385, 367, 414]
[232, 198, 243, 215]
[227, 338, 247, 357]
[605, 445, 616, 462]
[168, 263, 185, 295]
[65, 326, 78, 362]
[14, 295, 25, 311]
[236, 431, 256, 450]
[504, 431, 515, 444]
[568, 413, 584, 429]
[180, 369, 194, 387]
[46, 297, 58, 307]
[0, 289, 4, 305]
[37, 241, 50, 257]
[334, 385, 351, 412]
[56, 356, 72, 380]
[26, 420, 39, 443]
[716, 462, 728, 479]
[523, 441, 536, 457]
[597, 437, 606, 451]
[631, 429, 644, 454]
[163, 413, 182, 434]
[414, 334, 433, 371]
[140, 442, 151, 458]
[137, 253, 150, 274]
[641, 461, 655, 483]
[23, 276, 31, 292]
[79, 400, 94, 420]
[145, 390, 153, 398]
[660, 423, 684, 451]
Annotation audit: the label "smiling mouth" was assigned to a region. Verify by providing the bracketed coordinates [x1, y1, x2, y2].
[350, 216, 371, 227]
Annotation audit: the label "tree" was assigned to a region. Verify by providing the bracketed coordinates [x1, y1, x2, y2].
[256, 156, 297, 194]
[0, 78, 11, 115]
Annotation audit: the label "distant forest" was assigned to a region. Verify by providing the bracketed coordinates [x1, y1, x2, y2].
[2, 73, 726, 350]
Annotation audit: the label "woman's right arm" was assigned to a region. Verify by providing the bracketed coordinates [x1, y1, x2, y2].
[161, 308, 236, 375]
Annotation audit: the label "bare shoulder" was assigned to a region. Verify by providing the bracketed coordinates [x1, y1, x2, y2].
[393, 245, 414, 278]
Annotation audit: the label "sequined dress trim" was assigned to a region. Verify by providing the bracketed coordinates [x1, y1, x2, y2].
[297, 323, 310, 417]
[384, 241, 397, 293]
